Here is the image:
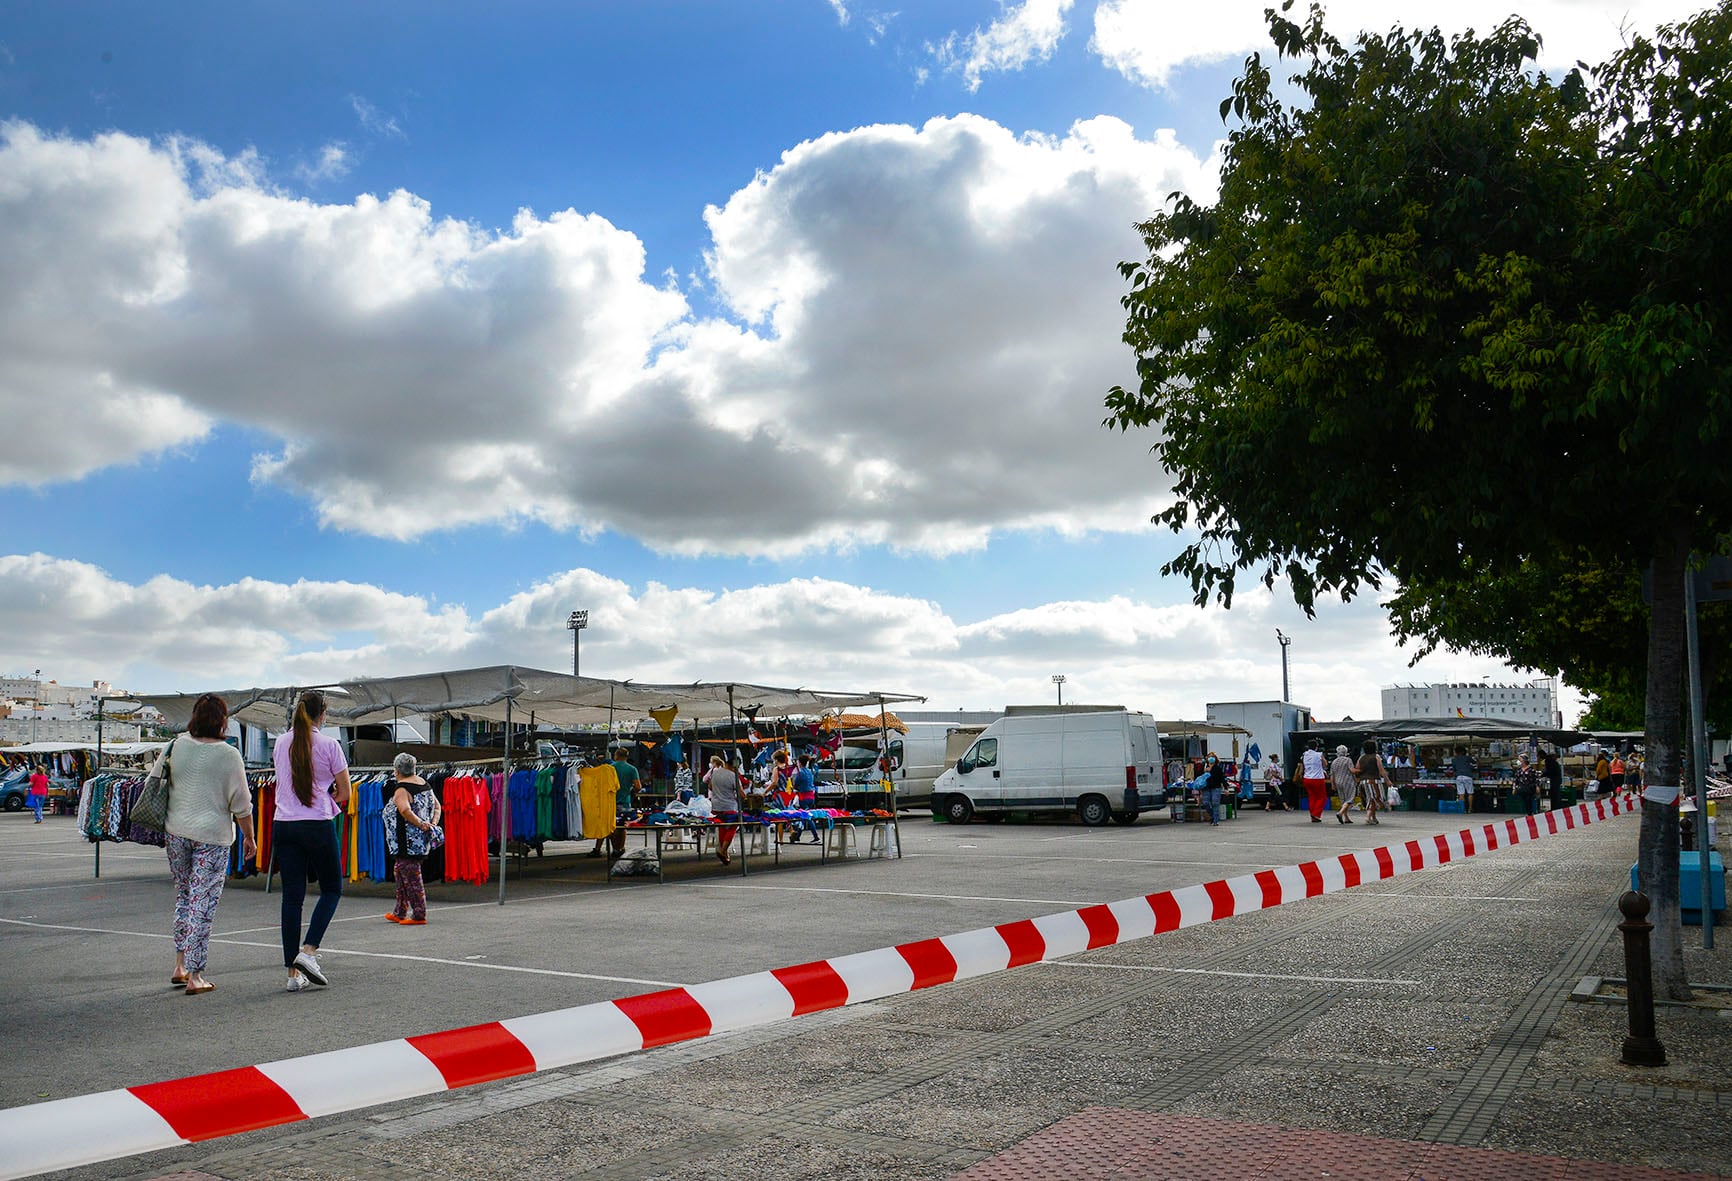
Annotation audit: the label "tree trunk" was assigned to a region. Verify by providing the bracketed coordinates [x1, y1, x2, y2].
[1640, 529, 1690, 1001]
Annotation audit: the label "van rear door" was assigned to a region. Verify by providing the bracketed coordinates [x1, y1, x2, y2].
[1129, 719, 1165, 805]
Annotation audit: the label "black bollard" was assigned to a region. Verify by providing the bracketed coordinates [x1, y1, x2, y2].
[1619, 890, 1668, 1067]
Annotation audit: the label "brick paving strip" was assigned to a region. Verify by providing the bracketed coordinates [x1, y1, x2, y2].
[951, 1110, 1724, 1180]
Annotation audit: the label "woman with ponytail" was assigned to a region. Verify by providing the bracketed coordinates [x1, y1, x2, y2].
[271, 690, 351, 992]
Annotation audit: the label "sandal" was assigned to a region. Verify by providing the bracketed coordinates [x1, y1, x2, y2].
[171, 973, 189, 988]
[184, 979, 216, 996]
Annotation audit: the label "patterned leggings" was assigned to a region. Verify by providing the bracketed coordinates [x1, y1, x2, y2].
[393, 857, 426, 921]
[166, 835, 230, 973]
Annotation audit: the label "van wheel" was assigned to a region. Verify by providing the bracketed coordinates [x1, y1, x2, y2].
[943, 795, 974, 825]
[1112, 811, 1138, 826]
[1078, 795, 1112, 827]
[1, 794, 22, 812]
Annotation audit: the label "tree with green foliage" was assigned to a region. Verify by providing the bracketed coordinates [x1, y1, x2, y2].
[1387, 552, 1730, 736]
[1107, 2, 1732, 997]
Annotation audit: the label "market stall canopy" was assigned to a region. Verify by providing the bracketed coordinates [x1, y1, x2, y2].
[135, 666, 924, 732]
[1309, 716, 1589, 746]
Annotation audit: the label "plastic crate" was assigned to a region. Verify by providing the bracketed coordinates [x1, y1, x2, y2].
[1438, 799, 1466, 814]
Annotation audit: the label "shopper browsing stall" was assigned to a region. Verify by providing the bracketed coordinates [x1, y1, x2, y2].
[703, 754, 741, 866]
[384, 753, 442, 925]
[1451, 746, 1476, 810]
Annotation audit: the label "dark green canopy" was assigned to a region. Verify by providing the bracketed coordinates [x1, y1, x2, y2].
[1303, 716, 1588, 747]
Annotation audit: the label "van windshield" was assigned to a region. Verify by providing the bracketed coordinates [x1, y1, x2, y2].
[959, 737, 997, 773]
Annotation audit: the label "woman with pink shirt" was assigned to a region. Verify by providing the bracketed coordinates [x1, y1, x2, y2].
[272, 690, 352, 992]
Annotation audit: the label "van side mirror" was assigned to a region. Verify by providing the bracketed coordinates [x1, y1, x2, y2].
[956, 756, 970, 774]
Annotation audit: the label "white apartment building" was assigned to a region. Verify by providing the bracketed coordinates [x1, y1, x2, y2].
[1381, 681, 1560, 726]
[0, 717, 141, 744]
[2, 678, 123, 719]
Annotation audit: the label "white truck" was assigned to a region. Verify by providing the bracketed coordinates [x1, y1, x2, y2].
[930, 709, 1166, 826]
[1203, 700, 1313, 787]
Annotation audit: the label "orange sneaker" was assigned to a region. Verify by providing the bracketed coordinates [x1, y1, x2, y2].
[400, 917, 426, 926]
[385, 913, 404, 923]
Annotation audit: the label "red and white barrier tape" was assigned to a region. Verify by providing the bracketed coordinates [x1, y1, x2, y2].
[0, 794, 1634, 1180]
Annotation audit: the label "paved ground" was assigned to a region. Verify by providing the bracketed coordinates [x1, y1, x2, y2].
[2, 799, 1727, 1179]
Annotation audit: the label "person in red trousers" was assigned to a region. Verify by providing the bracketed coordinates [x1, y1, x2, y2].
[1299, 738, 1329, 822]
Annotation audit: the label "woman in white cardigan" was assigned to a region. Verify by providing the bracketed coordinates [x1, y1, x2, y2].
[160, 693, 255, 995]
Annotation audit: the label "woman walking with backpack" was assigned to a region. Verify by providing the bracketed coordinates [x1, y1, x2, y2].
[273, 690, 351, 993]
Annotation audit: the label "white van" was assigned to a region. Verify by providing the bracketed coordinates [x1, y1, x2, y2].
[931, 710, 1166, 825]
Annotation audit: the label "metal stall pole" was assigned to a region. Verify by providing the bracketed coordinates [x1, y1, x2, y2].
[878, 696, 901, 858]
[93, 698, 105, 878]
[729, 686, 744, 873]
[499, 696, 513, 906]
[1686, 574, 1714, 948]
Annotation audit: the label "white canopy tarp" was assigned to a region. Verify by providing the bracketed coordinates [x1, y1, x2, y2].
[135, 666, 924, 731]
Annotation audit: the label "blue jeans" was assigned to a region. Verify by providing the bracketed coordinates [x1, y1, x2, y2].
[1199, 788, 1222, 823]
[274, 819, 343, 967]
[29, 794, 43, 821]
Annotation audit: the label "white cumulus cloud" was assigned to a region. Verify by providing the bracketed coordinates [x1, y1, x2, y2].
[0, 552, 1582, 723]
[935, 0, 1075, 91]
[0, 115, 1219, 555]
[1091, 0, 1709, 91]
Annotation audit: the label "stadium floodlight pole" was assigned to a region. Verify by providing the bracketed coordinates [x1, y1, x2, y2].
[31, 668, 40, 743]
[1052, 674, 1066, 706]
[1275, 631, 1292, 703]
[566, 611, 589, 678]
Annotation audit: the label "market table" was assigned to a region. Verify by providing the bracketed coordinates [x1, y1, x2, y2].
[616, 813, 895, 883]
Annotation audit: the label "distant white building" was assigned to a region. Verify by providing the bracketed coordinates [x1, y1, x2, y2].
[0, 717, 141, 744]
[1381, 681, 1560, 727]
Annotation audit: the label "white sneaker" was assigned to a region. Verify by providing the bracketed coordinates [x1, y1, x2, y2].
[292, 951, 328, 986]
[285, 973, 310, 993]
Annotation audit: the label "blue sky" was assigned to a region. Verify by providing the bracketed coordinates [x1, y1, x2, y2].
[0, 0, 1696, 719]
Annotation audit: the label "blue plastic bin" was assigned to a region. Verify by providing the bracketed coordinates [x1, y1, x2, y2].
[1629, 851, 1726, 924]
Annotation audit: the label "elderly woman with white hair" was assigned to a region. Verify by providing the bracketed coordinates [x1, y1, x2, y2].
[385, 752, 442, 926]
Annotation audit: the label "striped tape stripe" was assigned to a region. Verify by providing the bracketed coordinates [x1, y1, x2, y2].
[0, 793, 1634, 1180]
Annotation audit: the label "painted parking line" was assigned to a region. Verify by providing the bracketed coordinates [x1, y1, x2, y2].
[0, 917, 682, 988]
[0, 794, 1635, 1181]
[690, 882, 1091, 906]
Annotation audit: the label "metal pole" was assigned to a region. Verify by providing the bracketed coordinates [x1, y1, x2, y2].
[573, 629, 580, 678]
[879, 695, 901, 859]
[499, 696, 512, 906]
[94, 698, 105, 879]
[1685, 574, 1713, 948]
[1619, 890, 1668, 1066]
[1277, 630, 1292, 702]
